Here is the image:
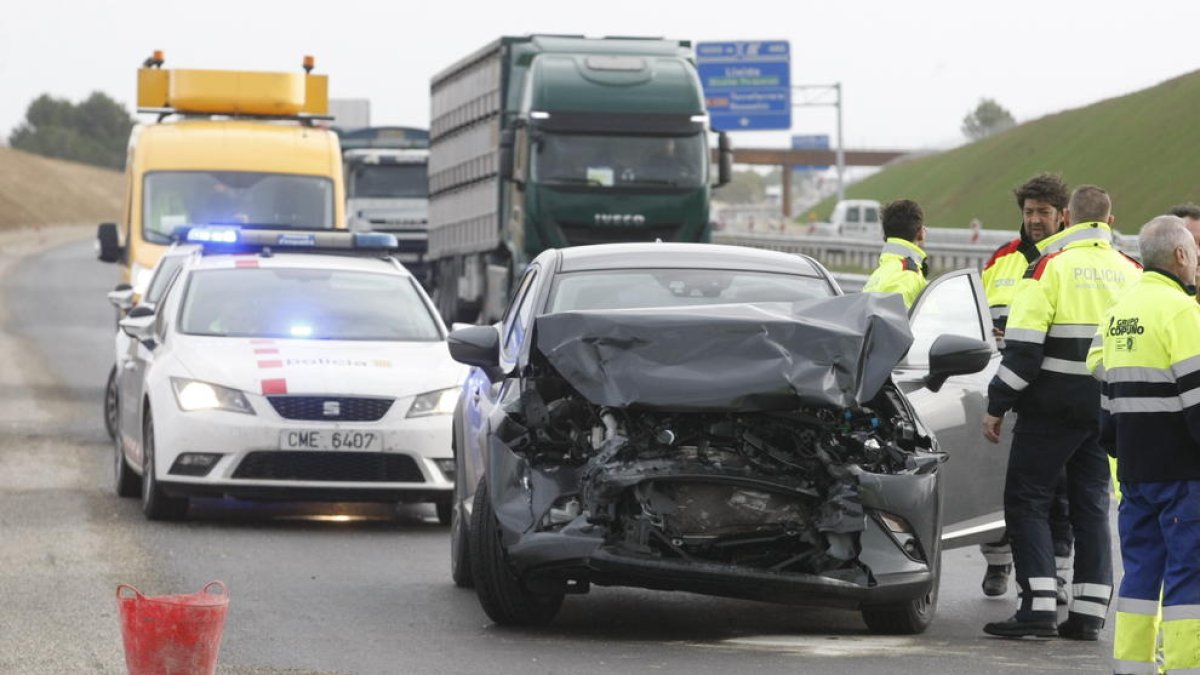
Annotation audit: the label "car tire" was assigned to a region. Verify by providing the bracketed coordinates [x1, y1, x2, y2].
[104, 364, 119, 441]
[113, 412, 141, 498]
[860, 550, 941, 635]
[140, 409, 189, 521]
[450, 473, 473, 588]
[469, 479, 563, 625]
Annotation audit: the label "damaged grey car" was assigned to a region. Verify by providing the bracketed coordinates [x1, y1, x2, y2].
[447, 243, 1004, 634]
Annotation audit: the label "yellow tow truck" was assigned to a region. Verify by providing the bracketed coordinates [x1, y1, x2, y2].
[97, 51, 346, 295]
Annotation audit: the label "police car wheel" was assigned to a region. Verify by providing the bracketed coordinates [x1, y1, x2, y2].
[140, 409, 189, 521]
[113, 409, 140, 498]
[436, 501, 452, 526]
[469, 479, 563, 625]
[103, 364, 119, 441]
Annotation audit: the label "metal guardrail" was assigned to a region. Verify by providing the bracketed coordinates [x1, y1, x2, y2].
[714, 230, 1141, 276]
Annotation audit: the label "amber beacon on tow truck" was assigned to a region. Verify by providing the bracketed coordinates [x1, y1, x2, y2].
[96, 51, 346, 296]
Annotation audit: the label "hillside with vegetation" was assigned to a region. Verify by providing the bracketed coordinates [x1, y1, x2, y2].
[0, 147, 123, 229]
[813, 70, 1200, 230]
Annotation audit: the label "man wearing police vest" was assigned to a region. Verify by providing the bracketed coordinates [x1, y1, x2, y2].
[981, 185, 1142, 639]
[862, 199, 928, 309]
[978, 174, 1076, 601]
[1088, 215, 1200, 674]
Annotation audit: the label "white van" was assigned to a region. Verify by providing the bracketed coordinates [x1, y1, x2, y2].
[831, 199, 882, 238]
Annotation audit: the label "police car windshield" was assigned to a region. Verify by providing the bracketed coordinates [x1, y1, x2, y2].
[179, 268, 441, 341]
[142, 171, 335, 244]
[548, 268, 833, 312]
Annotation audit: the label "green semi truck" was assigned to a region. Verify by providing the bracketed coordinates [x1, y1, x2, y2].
[427, 35, 733, 322]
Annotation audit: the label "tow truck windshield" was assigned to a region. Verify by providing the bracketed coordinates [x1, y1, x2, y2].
[143, 171, 335, 244]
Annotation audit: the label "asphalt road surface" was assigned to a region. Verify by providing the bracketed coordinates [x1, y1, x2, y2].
[0, 230, 1117, 674]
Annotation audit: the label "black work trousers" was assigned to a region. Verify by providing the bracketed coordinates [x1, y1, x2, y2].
[1005, 418, 1112, 623]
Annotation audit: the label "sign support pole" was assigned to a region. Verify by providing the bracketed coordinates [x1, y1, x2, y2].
[792, 83, 846, 202]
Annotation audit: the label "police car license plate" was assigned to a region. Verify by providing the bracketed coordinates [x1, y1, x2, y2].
[280, 430, 381, 451]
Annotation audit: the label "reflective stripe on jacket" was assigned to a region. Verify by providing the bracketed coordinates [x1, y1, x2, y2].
[982, 226, 1072, 332]
[862, 237, 928, 309]
[986, 221, 1142, 425]
[1086, 270, 1200, 482]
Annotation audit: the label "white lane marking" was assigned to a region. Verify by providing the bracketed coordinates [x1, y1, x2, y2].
[712, 635, 925, 656]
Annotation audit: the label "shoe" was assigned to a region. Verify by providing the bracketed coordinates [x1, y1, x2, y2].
[982, 564, 1011, 597]
[983, 615, 1058, 638]
[1056, 576, 1068, 606]
[1057, 616, 1101, 641]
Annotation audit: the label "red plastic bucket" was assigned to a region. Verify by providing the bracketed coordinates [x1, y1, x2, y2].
[116, 581, 229, 675]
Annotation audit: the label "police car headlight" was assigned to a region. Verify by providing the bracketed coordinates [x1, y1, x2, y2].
[131, 262, 154, 297]
[171, 378, 255, 415]
[407, 387, 459, 418]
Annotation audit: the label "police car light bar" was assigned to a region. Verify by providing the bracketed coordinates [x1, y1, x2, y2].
[181, 226, 398, 252]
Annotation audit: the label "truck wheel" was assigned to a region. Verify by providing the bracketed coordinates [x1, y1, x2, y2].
[140, 409, 189, 521]
[861, 551, 940, 634]
[469, 480, 563, 625]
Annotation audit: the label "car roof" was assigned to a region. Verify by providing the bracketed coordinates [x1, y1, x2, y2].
[185, 251, 411, 276]
[552, 242, 827, 276]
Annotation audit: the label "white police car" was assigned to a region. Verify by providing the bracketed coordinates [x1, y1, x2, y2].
[112, 227, 465, 521]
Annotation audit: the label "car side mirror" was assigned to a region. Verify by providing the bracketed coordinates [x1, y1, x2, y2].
[119, 314, 157, 349]
[96, 223, 123, 263]
[107, 284, 135, 311]
[923, 334, 992, 393]
[127, 305, 155, 319]
[716, 132, 733, 187]
[448, 325, 501, 371]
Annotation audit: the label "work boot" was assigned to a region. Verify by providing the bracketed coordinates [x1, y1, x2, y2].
[1056, 576, 1068, 606]
[1057, 616, 1102, 641]
[983, 615, 1058, 638]
[982, 564, 1011, 597]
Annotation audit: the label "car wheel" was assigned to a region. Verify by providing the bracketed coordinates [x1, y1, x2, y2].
[469, 479, 563, 625]
[450, 469, 473, 588]
[435, 501, 453, 526]
[113, 409, 141, 498]
[861, 550, 941, 635]
[103, 364, 119, 441]
[140, 409, 188, 521]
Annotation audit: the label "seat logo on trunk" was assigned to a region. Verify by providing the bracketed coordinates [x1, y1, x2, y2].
[323, 401, 341, 417]
[594, 213, 646, 226]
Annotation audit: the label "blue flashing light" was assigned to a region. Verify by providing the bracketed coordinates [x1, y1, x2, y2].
[277, 233, 317, 247]
[353, 232, 399, 249]
[187, 226, 241, 244]
[289, 323, 314, 338]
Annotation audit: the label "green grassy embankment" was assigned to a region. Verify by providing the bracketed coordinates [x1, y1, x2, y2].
[811, 70, 1200, 230]
[0, 147, 123, 230]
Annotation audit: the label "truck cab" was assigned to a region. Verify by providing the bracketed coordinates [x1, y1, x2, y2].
[96, 52, 345, 296]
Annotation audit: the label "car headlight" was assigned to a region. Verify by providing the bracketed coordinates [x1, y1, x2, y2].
[131, 262, 154, 297]
[407, 387, 459, 418]
[170, 378, 255, 415]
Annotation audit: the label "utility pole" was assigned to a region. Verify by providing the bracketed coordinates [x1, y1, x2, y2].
[792, 83, 846, 201]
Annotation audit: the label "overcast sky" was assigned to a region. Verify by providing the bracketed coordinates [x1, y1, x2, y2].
[2, 0, 1194, 152]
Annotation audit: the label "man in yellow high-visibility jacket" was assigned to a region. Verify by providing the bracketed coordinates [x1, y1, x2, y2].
[862, 199, 927, 309]
[1088, 215, 1200, 674]
[982, 185, 1142, 639]
[979, 173, 1076, 602]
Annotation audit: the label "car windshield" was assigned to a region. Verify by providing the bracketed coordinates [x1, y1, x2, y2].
[179, 268, 441, 341]
[142, 171, 335, 244]
[534, 132, 706, 188]
[349, 164, 428, 199]
[548, 268, 833, 312]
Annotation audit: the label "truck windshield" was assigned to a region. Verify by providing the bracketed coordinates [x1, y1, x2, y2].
[549, 269, 832, 312]
[534, 133, 706, 188]
[142, 171, 334, 244]
[179, 268, 442, 341]
[349, 165, 429, 199]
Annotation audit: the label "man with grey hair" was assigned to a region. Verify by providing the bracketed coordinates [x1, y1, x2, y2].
[1087, 215, 1200, 673]
[983, 184, 1142, 639]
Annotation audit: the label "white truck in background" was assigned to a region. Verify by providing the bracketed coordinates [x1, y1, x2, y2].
[829, 199, 881, 237]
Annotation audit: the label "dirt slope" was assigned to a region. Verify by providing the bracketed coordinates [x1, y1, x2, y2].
[0, 147, 123, 230]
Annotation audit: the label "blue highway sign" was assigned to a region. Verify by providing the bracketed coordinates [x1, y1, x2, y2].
[697, 41, 791, 131]
[792, 134, 830, 172]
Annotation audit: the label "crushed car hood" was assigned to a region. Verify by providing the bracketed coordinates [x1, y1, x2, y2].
[534, 293, 912, 411]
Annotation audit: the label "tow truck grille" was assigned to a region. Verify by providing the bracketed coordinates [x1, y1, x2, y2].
[232, 452, 424, 482]
[268, 396, 394, 422]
